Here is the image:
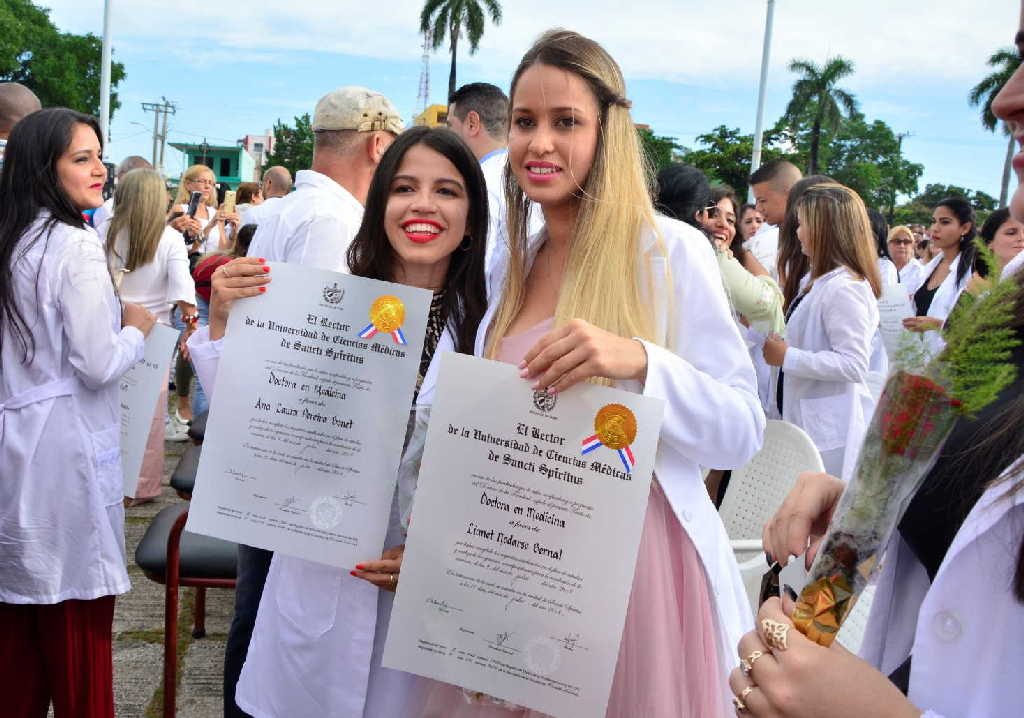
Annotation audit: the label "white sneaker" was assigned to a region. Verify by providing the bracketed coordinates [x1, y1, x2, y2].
[164, 415, 190, 442]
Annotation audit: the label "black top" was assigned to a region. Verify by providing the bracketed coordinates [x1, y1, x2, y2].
[775, 291, 808, 415]
[914, 281, 939, 316]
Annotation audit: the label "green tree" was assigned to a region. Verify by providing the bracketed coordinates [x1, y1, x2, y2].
[638, 128, 683, 173]
[263, 114, 314, 179]
[826, 116, 922, 215]
[968, 47, 1021, 207]
[420, 0, 502, 101]
[893, 183, 996, 225]
[681, 125, 792, 199]
[782, 56, 858, 174]
[0, 0, 126, 118]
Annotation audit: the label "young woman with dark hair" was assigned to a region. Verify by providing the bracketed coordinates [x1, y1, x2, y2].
[0, 107, 155, 715]
[653, 162, 709, 232]
[739, 203, 765, 244]
[902, 197, 976, 356]
[184, 125, 488, 717]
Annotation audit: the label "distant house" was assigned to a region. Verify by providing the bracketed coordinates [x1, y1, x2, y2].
[415, 104, 448, 128]
[170, 141, 256, 190]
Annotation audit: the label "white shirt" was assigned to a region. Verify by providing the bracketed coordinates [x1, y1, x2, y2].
[175, 202, 229, 255]
[774, 267, 878, 479]
[0, 215, 143, 603]
[906, 253, 970, 358]
[897, 257, 925, 289]
[860, 458, 1024, 717]
[745, 224, 779, 280]
[92, 197, 114, 229]
[240, 195, 284, 228]
[246, 170, 362, 272]
[102, 224, 196, 325]
[419, 215, 765, 709]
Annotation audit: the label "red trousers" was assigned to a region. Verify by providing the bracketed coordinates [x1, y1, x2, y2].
[0, 596, 116, 718]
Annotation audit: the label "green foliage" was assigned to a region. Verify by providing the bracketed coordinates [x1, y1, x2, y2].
[826, 115, 922, 211]
[893, 183, 998, 224]
[680, 125, 793, 199]
[782, 56, 858, 174]
[637, 128, 683, 173]
[0, 0, 126, 117]
[968, 47, 1021, 133]
[263, 114, 314, 179]
[938, 240, 1021, 415]
[420, 0, 502, 98]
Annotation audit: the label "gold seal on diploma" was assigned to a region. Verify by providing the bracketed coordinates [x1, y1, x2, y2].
[370, 295, 405, 333]
[593, 404, 637, 450]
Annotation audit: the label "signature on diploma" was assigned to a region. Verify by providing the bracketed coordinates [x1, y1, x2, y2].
[425, 597, 463, 615]
[556, 633, 587, 653]
[486, 631, 519, 654]
[338, 491, 365, 508]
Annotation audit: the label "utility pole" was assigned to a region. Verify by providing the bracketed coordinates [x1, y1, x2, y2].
[99, 0, 112, 156]
[141, 98, 176, 175]
[748, 0, 776, 204]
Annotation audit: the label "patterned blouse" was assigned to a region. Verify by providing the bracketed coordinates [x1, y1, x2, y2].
[416, 289, 448, 400]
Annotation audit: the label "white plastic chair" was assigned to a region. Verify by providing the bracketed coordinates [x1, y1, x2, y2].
[718, 420, 825, 612]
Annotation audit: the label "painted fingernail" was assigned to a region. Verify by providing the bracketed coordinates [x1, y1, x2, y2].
[355, 564, 366, 570]
[349, 570, 358, 577]
[258, 258, 266, 263]
[783, 584, 798, 601]
[258, 287, 266, 293]
[262, 266, 270, 273]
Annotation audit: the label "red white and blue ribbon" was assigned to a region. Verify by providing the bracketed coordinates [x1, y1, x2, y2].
[580, 434, 636, 473]
[358, 324, 408, 345]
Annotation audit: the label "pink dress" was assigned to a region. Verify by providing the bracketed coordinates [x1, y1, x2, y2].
[420, 320, 725, 718]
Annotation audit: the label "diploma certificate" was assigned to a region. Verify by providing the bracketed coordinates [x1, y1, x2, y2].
[119, 322, 178, 497]
[186, 263, 430, 567]
[384, 353, 664, 717]
[878, 284, 915, 359]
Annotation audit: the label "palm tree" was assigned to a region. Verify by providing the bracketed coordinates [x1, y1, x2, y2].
[969, 47, 1022, 208]
[420, 0, 503, 101]
[783, 57, 858, 174]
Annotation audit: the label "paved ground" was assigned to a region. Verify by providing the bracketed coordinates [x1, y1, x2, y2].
[115, 437, 233, 718]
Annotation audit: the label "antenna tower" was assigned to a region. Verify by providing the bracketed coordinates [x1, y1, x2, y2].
[417, 29, 432, 114]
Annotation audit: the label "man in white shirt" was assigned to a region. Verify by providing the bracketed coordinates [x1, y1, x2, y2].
[0, 82, 41, 171]
[225, 85, 401, 718]
[91, 156, 152, 229]
[747, 159, 803, 278]
[246, 86, 401, 271]
[240, 165, 292, 227]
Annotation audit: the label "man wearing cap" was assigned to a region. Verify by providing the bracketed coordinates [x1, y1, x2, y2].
[209, 86, 402, 718]
[245, 86, 403, 270]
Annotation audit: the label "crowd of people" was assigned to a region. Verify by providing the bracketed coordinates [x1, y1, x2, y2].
[1, 8, 1023, 718]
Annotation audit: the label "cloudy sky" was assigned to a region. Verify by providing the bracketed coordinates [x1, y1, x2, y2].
[38, 0, 1019, 202]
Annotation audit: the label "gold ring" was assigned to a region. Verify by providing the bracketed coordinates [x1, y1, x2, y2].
[741, 686, 754, 700]
[732, 695, 747, 712]
[741, 649, 764, 675]
[390, 574, 397, 586]
[761, 618, 791, 651]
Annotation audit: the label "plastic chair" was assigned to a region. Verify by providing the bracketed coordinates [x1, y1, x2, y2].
[718, 420, 825, 611]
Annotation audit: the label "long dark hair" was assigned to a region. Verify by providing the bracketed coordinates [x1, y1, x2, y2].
[0, 108, 101, 360]
[778, 174, 833, 310]
[935, 196, 977, 287]
[976, 207, 1012, 278]
[654, 163, 709, 231]
[347, 126, 487, 355]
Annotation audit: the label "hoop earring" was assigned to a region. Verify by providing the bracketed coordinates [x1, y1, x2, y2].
[459, 236, 472, 252]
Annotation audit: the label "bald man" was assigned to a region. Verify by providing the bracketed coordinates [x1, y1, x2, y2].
[241, 165, 293, 226]
[746, 159, 803, 278]
[0, 82, 42, 170]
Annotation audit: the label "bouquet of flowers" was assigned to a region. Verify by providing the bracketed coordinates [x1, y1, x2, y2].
[792, 244, 1021, 646]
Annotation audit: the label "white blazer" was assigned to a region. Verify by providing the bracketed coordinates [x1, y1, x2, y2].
[773, 267, 877, 479]
[418, 214, 766, 703]
[0, 216, 144, 604]
[860, 458, 1024, 717]
[906, 253, 970, 358]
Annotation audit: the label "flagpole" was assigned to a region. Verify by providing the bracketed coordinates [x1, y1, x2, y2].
[99, 0, 113, 158]
[748, 0, 775, 203]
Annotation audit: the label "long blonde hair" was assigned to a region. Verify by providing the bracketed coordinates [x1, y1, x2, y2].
[173, 164, 218, 207]
[798, 183, 882, 298]
[106, 169, 169, 271]
[486, 29, 658, 357]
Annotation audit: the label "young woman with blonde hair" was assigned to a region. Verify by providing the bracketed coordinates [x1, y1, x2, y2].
[411, 29, 765, 717]
[763, 183, 881, 479]
[102, 168, 196, 501]
[170, 164, 239, 255]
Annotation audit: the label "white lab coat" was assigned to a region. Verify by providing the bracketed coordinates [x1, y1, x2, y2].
[188, 325, 432, 718]
[859, 458, 1024, 717]
[416, 214, 766, 705]
[905, 253, 970, 358]
[772, 267, 877, 479]
[0, 215, 143, 604]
